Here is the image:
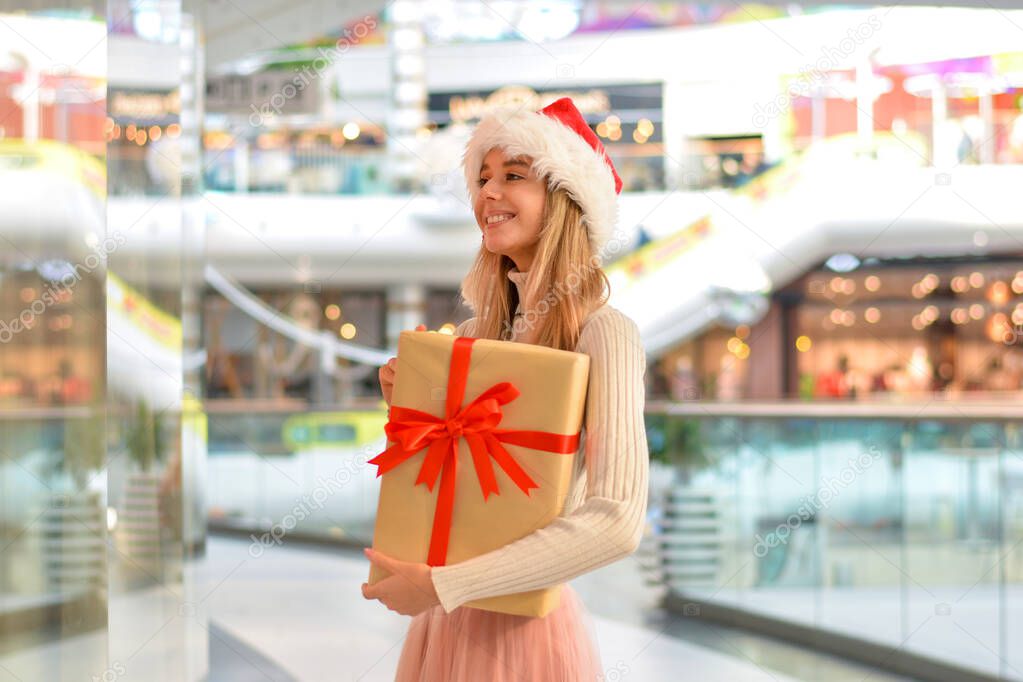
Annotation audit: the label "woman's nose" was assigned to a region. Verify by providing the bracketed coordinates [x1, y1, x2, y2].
[481, 182, 500, 199]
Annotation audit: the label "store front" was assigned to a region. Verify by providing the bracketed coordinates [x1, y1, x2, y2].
[653, 256, 1023, 402]
[791, 258, 1023, 399]
[429, 83, 665, 192]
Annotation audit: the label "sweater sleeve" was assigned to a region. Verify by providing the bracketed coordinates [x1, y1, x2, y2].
[430, 309, 649, 613]
[454, 317, 476, 337]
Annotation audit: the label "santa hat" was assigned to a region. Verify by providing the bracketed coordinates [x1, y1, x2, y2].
[462, 97, 623, 258]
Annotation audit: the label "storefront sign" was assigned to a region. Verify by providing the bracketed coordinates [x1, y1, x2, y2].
[110, 89, 180, 120]
[446, 85, 611, 123]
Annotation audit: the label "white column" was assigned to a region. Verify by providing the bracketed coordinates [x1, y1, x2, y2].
[856, 59, 874, 155]
[661, 79, 687, 188]
[233, 138, 249, 192]
[386, 283, 426, 350]
[979, 89, 994, 164]
[387, 0, 427, 193]
[931, 81, 954, 168]
[811, 93, 825, 143]
[21, 62, 39, 142]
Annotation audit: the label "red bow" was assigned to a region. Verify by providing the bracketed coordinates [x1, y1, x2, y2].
[369, 336, 579, 567]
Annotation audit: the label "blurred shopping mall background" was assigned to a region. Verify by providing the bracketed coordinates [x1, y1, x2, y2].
[1, 1, 1023, 680]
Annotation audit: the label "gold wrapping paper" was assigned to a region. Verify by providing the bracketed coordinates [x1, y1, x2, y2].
[368, 330, 590, 617]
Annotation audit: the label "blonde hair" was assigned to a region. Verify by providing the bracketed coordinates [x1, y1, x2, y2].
[459, 185, 609, 351]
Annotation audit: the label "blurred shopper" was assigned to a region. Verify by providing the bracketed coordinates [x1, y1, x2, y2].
[362, 98, 648, 681]
[815, 354, 850, 399]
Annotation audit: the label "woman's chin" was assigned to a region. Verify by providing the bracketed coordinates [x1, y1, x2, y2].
[482, 237, 509, 253]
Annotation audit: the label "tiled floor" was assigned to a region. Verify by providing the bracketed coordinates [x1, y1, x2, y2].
[570, 555, 917, 682]
[199, 536, 915, 681]
[0, 535, 919, 681]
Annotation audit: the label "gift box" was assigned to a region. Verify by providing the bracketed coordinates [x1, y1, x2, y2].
[367, 330, 590, 617]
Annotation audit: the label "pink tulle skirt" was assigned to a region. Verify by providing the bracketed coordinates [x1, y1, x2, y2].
[395, 585, 603, 682]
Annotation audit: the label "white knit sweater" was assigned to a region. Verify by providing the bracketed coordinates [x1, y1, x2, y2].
[429, 268, 650, 613]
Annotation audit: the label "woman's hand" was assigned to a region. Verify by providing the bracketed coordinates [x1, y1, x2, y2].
[379, 324, 427, 406]
[361, 548, 440, 617]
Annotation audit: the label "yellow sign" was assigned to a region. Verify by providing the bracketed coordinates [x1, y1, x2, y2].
[107, 272, 182, 351]
[610, 215, 714, 283]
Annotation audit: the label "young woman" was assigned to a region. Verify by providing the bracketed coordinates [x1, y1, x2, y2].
[362, 97, 649, 681]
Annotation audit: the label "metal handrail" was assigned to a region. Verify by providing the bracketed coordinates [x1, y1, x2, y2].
[645, 398, 1023, 420]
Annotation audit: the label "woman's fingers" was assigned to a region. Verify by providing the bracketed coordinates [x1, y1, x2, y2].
[379, 357, 398, 405]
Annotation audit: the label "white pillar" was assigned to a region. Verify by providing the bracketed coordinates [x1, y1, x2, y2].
[386, 283, 426, 350]
[233, 138, 249, 192]
[661, 79, 687, 188]
[931, 82, 955, 168]
[811, 93, 825, 143]
[22, 62, 39, 142]
[387, 0, 427, 193]
[856, 59, 874, 156]
[979, 89, 994, 164]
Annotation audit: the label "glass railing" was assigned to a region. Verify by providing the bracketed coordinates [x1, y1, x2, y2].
[645, 400, 1022, 681]
[205, 402, 389, 545]
[0, 405, 187, 649]
[197, 400, 1014, 678]
[199, 399, 1021, 679]
[0, 408, 107, 640]
[202, 147, 392, 195]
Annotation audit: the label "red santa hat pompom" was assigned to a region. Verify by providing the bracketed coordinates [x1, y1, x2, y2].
[463, 97, 623, 259]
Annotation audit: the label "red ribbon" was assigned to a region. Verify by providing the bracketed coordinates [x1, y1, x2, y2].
[369, 336, 580, 567]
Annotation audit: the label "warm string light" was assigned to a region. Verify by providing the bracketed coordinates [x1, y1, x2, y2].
[1012, 271, 1023, 295]
[912, 273, 939, 299]
[111, 123, 171, 145]
[596, 115, 626, 142]
[726, 336, 750, 359]
[342, 122, 361, 140]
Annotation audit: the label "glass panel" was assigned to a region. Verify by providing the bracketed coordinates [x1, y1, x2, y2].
[0, 8, 109, 679]
[104, 2, 206, 679]
[646, 408, 1021, 682]
[645, 413, 743, 608]
[739, 417, 819, 625]
[1004, 424, 1023, 679]
[903, 421, 1006, 677]
[206, 407, 387, 543]
[816, 418, 904, 647]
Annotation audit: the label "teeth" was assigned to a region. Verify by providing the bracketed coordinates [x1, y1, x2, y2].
[486, 214, 514, 225]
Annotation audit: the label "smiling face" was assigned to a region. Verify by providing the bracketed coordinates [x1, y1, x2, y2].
[473, 147, 547, 272]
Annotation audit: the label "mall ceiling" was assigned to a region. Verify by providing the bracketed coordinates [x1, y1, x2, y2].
[199, 0, 387, 72]
[3, 1, 1020, 72]
[197, 0, 1023, 73]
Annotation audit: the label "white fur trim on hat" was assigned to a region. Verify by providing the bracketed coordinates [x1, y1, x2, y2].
[463, 106, 618, 259]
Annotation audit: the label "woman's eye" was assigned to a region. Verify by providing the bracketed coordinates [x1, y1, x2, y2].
[506, 174, 522, 181]
[478, 178, 489, 187]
